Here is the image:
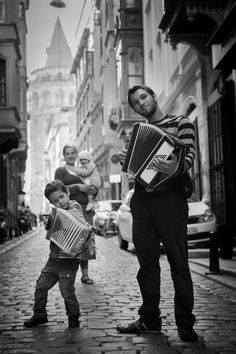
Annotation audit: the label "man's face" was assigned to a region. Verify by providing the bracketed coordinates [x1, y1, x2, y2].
[130, 89, 157, 118]
[48, 189, 70, 209]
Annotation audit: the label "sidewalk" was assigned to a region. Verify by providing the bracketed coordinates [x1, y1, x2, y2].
[187, 248, 236, 301]
[0, 228, 38, 255]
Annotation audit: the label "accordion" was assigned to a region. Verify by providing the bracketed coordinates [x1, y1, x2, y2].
[45, 207, 93, 257]
[122, 122, 187, 190]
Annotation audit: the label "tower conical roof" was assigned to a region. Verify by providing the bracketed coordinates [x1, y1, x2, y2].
[45, 17, 73, 68]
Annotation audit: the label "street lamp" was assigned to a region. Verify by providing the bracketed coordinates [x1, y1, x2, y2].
[50, 0, 66, 8]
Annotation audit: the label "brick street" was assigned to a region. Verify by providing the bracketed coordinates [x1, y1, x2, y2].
[0, 228, 235, 354]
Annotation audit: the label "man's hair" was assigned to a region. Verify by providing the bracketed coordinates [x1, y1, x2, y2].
[44, 179, 67, 200]
[128, 85, 155, 108]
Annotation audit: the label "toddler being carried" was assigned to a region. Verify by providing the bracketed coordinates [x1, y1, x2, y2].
[77, 150, 102, 211]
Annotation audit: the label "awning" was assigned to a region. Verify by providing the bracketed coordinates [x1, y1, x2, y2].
[10, 140, 28, 160]
[0, 126, 22, 154]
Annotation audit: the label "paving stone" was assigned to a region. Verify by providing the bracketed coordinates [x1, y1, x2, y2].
[0, 229, 236, 353]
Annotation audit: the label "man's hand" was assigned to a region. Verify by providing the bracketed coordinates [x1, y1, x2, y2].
[118, 148, 127, 165]
[152, 153, 178, 175]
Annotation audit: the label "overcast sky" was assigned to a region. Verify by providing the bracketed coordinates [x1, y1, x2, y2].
[26, 0, 88, 75]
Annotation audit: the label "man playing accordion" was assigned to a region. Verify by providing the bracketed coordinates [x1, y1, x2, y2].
[116, 85, 198, 342]
[24, 180, 94, 329]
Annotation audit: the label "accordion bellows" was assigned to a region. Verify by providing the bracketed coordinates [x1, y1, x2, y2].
[46, 207, 93, 257]
[122, 122, 187, 190]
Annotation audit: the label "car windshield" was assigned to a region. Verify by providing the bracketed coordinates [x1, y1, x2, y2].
[98, 201, 122, 211]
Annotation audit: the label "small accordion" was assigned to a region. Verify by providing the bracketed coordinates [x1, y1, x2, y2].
[122, 122, 187, 190]
[45, 207, 93, 257]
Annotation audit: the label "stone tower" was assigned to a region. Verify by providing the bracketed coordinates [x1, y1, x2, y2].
[27, 17, 76, 214]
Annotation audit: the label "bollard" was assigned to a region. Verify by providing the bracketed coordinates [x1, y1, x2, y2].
[206, 231, 221, 274]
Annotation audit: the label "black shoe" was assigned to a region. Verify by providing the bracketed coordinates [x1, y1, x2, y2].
[116, 319, 161, 334]
[178, 327, 198, 342]
[24, 315, 48, 328]
[68, 316, 80, 328]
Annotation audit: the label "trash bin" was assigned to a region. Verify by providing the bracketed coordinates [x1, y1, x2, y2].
[218, 224, 235, 259]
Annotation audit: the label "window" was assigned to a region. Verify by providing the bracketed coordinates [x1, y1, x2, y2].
[0, 0, 6, 22]
[42, 90, 51, 106]
[127, 47, 143, 88]
[19, 2, 25, 19]
[56, 89, 64, 106]
[0, 59, 6, 105]
[126, 0, 138, 8]
[69, 92, 75, 106]
[32, 92, 39, 108]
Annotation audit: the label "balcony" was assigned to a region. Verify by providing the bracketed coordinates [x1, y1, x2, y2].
[0, 107, 21, 153]
[159, 0, 226, 56]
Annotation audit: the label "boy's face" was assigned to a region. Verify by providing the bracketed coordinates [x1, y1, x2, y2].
[48, 188, 70, 209]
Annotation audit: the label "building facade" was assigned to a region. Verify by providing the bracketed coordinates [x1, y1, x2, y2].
[158, 0, 236, 256]
[71, 2, 123, 201]
[0, 0, 29, 236]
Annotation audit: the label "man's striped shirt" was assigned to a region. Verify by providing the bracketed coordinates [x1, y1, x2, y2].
[152, 114, 195, 172]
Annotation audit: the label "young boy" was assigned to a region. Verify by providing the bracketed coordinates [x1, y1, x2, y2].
[77, 150, 102, 211]
[24, 180, 91, 329]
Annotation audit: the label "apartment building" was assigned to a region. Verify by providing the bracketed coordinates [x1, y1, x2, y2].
[0, 0, 29, 236]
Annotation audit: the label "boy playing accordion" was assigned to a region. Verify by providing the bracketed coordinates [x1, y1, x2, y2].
[24, 180, 94, 329]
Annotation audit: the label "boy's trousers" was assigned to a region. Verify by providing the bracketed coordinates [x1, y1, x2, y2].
[33, 258, 80, 318]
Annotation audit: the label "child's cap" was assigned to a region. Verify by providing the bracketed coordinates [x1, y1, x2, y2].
[78, 150, 92, 161]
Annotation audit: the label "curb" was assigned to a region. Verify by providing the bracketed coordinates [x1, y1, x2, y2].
[0, 228, 39, 255]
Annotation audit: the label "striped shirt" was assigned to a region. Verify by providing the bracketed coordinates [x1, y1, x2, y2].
[152, 114, 195, 172]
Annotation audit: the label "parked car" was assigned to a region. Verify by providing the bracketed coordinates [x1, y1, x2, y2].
[116, 189, 217, 250]
[93, 200, 122, 237]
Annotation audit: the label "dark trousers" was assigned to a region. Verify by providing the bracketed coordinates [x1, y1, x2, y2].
[131, 190, 195, 328]
[33, 258, 80, 318]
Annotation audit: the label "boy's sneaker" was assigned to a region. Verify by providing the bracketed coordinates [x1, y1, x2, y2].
[116, 319, 161, 334]
[68, 316, 80, 328]
[86, 202, 95, 211]
[24, 315, 48, 328]
[178, 327, 198, 342]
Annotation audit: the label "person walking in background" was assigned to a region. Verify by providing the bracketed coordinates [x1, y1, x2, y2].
[54, 144, 97, 285]
[77, 150, 102, 211]
[116, 85, 198, 342]
[24, 180, 93, 329]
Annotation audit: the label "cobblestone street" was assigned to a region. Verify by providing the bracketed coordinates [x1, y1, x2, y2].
[0, 228, 235, 354]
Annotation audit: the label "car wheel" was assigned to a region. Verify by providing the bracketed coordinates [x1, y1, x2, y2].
[117, 230, 129, 250]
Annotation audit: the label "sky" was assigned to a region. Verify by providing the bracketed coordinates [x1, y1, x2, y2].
[26, 0, 91, 75]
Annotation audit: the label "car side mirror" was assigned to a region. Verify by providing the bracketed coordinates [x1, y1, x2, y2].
[120, 204, 130, 212]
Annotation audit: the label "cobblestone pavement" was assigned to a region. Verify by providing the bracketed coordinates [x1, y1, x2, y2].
[0, 228, 235, 354]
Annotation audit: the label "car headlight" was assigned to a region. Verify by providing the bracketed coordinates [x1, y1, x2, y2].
[198, 209, 215, 223]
